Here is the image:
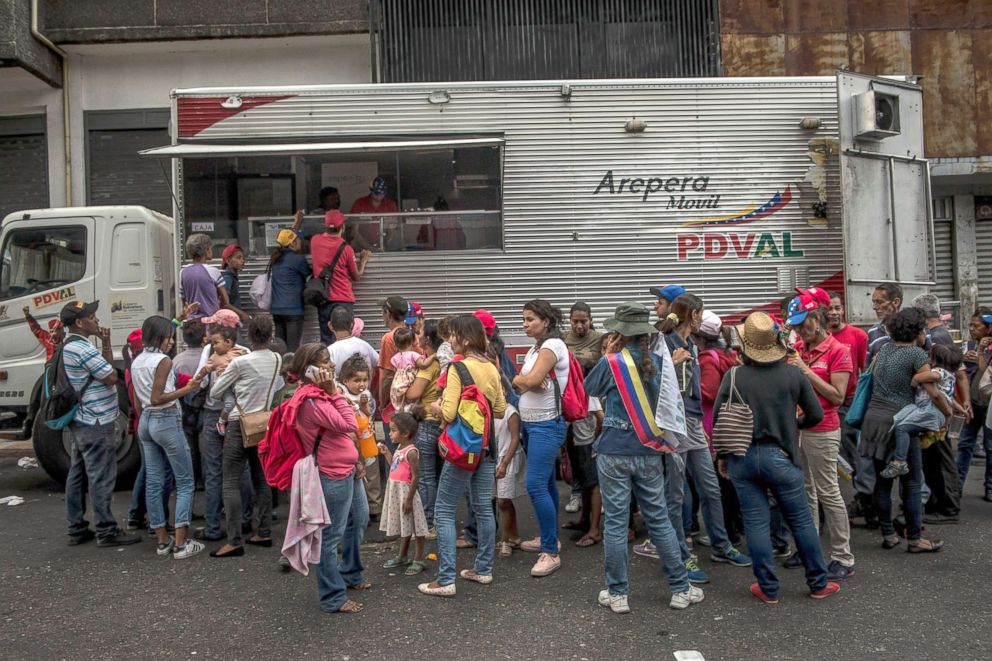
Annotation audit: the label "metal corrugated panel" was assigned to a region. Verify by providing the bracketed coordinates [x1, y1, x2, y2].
[977, 219, 992, 307]
[173, 79, 842, 344]
[88, 129, 173, 215]
[932, 219, 954, 303]
[0, 133, 48, 221]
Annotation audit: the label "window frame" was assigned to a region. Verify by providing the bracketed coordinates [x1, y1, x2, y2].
[0, 224, 89, 302]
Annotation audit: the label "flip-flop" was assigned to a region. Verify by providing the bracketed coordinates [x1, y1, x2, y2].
[405, 560, 427, 576]
[575, 535, 601, 548]
[337, 599, 364, 613]
[347, 581, 373, 591]
[383, 556, 411, 569]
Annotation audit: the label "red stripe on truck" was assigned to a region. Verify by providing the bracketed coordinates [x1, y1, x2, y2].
[177, 96, 294, 138]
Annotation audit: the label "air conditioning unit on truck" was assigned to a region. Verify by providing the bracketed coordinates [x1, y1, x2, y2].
[0, 71, 932, 486]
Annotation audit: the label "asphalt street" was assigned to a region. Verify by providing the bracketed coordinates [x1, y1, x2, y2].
[1, 452, 991, 661]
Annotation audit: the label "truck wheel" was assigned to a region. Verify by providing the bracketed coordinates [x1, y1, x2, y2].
[31, 378, 141, 490]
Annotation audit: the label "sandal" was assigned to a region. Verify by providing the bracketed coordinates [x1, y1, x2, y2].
[881, 535, 901, 550]
[347, 581, 373, 591]
[382, 556, 411, 569]
[497, 541, 513, 558]
[405, 560, 427, 576]
[337, 599, 364, 614]
[456, 537, 477, 549]
[575, 534, 602, 548]
[907, 538, 943, 553]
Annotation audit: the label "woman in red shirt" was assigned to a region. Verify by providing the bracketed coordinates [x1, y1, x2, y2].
[785, 294, 855, 581]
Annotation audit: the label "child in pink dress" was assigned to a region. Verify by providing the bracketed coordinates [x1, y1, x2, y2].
[377, 408, 429, 575]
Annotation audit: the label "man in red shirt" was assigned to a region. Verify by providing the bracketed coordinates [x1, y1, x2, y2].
[22, 306, 64, 361]
[349, 176, 398, 250]
[311, 210, 372, 344]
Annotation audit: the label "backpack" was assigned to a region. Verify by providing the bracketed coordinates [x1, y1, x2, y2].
[42, 338, 94, 430]
[552, 350, 588, 422]
[302, 241, 347, 307]
[438, 361, 495, 472]
[258, 389, 325, 491]
[249, 272, 272, 311]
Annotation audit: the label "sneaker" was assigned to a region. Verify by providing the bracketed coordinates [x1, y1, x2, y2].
[685, 558, 710, 584]
[531, 553, 561, 577]
[68, 529, 96, 546]
[96, 531, 142, 547]
[670, 585, 705, 610]
[826, 560, 855, 581]
[880, 461, 909, 479]
[750, 582, 779, 604]
[810, 581, 841, 599]
[772, 546, 792, 559]
[783, 552, 802, 569]
[157, 536, 175, 556]
[520, 537, 561, 553]
[598, 589, 631, 614]
[174, 539, 205, 559]
[565, 494, 581, 513]
[711, 547, 752, 567]
[426, 526, 438, 541]
[695, 534, 711, 548]
[216, 420, 226, 436]
[632, 539, 659, 559]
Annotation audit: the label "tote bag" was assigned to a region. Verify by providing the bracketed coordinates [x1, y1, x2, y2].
[844, 356, 877, 430]
[711, 367, 753, 456]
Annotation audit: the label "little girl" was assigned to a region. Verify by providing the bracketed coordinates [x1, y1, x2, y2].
[205, 325, 247, 435]
[495, 377, 525, 558]
[377, 408, 430, 575]
[390, 327, 421, 410]
[336, 354, 379, 464]
[883, 343, 965, 478]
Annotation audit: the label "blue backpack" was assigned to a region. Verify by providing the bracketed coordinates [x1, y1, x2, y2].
[42, 338, 94, 430]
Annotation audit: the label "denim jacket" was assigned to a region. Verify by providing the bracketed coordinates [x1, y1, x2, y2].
[584, 347, 666, 456]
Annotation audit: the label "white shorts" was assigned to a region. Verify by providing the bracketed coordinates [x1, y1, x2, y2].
[496, 451, 527, 500]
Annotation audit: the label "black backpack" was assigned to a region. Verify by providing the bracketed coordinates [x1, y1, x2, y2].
[42, 338, 94, 430]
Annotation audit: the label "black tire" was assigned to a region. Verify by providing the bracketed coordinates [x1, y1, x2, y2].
[31, 376, 141, 491]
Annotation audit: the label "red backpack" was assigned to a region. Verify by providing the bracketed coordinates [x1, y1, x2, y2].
[258, 384, 327, 491]
[553, 351, 588, 422]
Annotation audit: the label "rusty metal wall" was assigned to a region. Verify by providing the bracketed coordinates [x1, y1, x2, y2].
[168, 79, 843, 343]
[719, 0, 992, 158]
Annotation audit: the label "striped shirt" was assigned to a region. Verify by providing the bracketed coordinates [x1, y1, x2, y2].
[62, 334, 118, 426]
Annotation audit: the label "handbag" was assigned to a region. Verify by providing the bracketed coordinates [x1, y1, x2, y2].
[844, 355, 877, 430]
[302, 242, 348, 307]
[238, 354, 282, 448]
[711, 367, 754, 456]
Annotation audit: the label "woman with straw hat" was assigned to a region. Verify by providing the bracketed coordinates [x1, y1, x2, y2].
[583, 301, 703, 615]
[713, 312, 839, 604]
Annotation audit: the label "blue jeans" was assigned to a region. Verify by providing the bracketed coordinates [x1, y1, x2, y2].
[874, 434, 924, 541]
[663, 452, 692, 562]
[727, 443, 828, 598]
[139, 408, 196, 529]
[65, 418, 121, 540]
[317, 301, 354, 345]
[597, 453, 689, 596]
[434, 457, 496, 586]
[415, 419, 441, 527]
[340, 477, 369, 587]
[128, 449, 173, 524]
[956, 413, 992, 490]
[317, 472, 355, 612]
[522, 417, 567, 554]
[683, 447, 735, 555]
[893, 423, 927, 464]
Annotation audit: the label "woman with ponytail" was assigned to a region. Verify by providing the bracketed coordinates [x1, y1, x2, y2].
[511, 299, 570, 577]
[642, 294, 751, 583]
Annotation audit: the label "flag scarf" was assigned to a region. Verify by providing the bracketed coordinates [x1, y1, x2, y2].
[606, 348, 677, 452]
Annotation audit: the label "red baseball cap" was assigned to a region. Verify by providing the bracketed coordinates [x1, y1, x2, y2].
[786, 294, 819, 326]
[796, 287, 831, 308]
[473, 309, 496, 337]
[126, 328, 144, 354]
[324, 210, 346, 229]
[221, 244, 244, 269]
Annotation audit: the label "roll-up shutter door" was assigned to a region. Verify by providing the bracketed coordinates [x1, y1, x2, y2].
[0, 116, 49, 220]
[978, 218, 992, 307]
[932, 219, 954, 304]
[88, 128, 172, 214]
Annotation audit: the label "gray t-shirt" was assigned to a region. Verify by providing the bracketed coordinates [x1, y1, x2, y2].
[870, 343, 928, 408]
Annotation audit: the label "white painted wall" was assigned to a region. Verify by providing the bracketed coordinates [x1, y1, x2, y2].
[0, 34, 371, 208]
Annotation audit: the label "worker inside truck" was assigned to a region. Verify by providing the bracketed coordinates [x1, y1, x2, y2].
[180, 138, 503, 265]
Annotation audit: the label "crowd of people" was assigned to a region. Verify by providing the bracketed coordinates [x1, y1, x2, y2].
[33, 210, 991, 614]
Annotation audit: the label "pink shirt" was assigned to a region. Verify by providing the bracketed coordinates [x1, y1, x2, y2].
[797, 335, 853, 433]
[390, 350, 420, 372]
[388, 445, 417, 483]
[295, 393, 359, 480]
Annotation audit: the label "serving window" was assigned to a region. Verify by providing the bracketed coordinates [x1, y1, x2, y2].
[174, 137, 503, 259]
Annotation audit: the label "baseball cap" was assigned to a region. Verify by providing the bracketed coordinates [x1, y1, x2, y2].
[351, 317, 365, 337]
[47, 319, 64, 331]
[699, 310, 723, 338]
[649, 284, 687, 303]
[371, 176, 387, 195]
[381, 295, 408, 318]
[201, 309, 241, 328]
[786, 294, 818, 327]
[981, 314, 992, 326]
[796, 287, 831, 308]
[405, 301, 423, 325]
[473, 309, 497, 337]
[324, 210, 346, 229]
[60, 300, 98, 324]
[126, 328, 144, 354]
[220, 244, 244, 269]
[276, 229, 301, 248]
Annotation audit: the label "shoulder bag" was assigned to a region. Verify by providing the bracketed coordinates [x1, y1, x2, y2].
[844, 354, 877, 430]
[711, 367, 753, 456]
[238, 354, 282, 448]
[302, 242, 348, 307]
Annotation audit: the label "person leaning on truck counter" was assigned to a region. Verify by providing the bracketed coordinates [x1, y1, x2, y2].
[311, 210, 372, 345]
[267, 211, 310, 352]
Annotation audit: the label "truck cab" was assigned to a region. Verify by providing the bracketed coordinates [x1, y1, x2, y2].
[0, 206, 176, 485]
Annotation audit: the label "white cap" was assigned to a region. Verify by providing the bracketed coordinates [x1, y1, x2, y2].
[699, 310, 723, 338]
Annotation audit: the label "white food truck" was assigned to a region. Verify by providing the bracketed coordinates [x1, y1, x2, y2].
[0, 71, 933, 485]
